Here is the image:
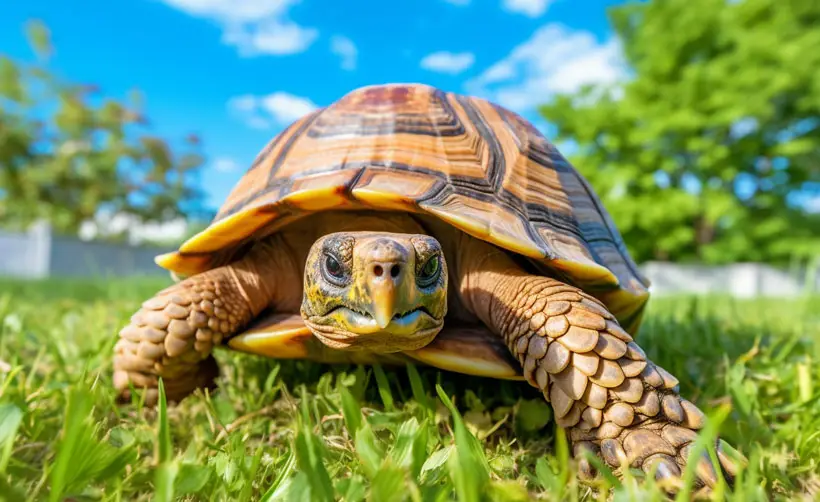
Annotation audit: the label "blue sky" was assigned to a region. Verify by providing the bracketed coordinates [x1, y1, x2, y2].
[1, 0, 628, 214]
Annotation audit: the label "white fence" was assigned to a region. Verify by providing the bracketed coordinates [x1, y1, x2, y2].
[640, 261, 818, 298]
[0, 222, 174, 279]
[0, 223, 817, 296]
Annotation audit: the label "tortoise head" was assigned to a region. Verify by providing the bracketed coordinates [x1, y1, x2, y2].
[300, 231, 448, 352]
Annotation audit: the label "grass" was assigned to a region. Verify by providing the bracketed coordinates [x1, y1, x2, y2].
[0, 276, 818, 501]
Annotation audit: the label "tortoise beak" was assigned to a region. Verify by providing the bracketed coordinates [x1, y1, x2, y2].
[365, 260, 407, 329]
[371, 284, 394, 329]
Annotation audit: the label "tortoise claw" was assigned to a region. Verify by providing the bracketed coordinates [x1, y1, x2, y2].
[570, 418, 745, 494]
[716, 438, 746, 480]
[644, 453, 681, 481]
[573, 441, 599, 481]
[692, 449, 719, 488]
[683, 437, 748, 490]
[643, 453, 683, 493]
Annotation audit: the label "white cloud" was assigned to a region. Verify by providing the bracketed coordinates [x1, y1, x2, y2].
[228, 91, 319, 129]
[213, 157, 240, 173]
[502, 0, 553, 17]
[420, 51, 475, 75]
[160, 0, 288, 19]
[227, 94, 257, 113]
[261, 93, 318, 122]
[223, 21, 317, 56]
[331, 35, 357, 70]
[465, 24, 627, 113]
[159, 0, 317, 56]
[246, 116, 273, 129]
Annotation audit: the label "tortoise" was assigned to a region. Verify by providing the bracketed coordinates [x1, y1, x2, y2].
[114, 83, 744, 490]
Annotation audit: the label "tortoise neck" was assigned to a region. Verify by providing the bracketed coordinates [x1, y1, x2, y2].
[234, 234, 305, 314]
[456, 235, 528, 330]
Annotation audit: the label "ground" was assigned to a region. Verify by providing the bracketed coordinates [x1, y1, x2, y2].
[0, 277, 818, 501]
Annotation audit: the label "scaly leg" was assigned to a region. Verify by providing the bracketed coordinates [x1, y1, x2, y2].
[114, 242, 293, 405]
[458, 241, 745, 491]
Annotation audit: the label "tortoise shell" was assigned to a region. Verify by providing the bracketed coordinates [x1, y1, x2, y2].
[157, 84, 650, 333]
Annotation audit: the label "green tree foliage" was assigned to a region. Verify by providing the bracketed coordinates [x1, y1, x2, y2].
[539, 0, 820, 264]
[0, 20, 206, 235]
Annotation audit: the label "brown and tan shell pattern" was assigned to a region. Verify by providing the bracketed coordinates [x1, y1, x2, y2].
[156, 84, 650, 333]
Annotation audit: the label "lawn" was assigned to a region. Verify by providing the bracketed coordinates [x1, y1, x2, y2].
[0, 277, 818, 501]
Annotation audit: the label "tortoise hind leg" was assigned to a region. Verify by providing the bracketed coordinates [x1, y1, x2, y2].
[114, 262, 275, 406]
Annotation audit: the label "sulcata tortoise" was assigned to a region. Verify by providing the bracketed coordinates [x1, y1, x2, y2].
[114, 83, 744, 490]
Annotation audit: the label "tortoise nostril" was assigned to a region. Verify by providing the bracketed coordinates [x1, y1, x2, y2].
[371, 263, 402, 280]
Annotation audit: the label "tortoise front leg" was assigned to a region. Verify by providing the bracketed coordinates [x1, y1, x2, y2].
[114, 243, 292, 406]
[458, 245, 745, 491]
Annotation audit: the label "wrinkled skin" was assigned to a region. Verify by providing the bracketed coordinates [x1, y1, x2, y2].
[113, 212, 745, 494]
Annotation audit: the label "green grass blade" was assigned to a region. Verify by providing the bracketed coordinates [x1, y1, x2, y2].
[293, 391, 335, 502]
[388, 417, 427, 478]
[420, 444, 453, 486]
[155, 379, 172, 465]
[48, 388, 92, 502]
[339, 384, 363, 434]
[486, 480, 531, 501]
[675, 404, 732, 502]
[44, 385, 135, 501]
[260, 450, 297, 501]
[534, 457, 561, 494]
[354, 420, 384, 479]
[390, 417, 420, 456]
[335, 474, 367, 502]
[372, 364, 395, 412]
[173, 463, 211, 496]
[284, 472, 314, 502]
[152, 462, 179, 502]
[435, 384, 490, 502]
[238, 445, 265, 502]
[406, 364, 433, 419]
[153, 378, 176, 502]
[554, 425, 570, 488]
[370, 464, 406, 502]
[0, 403, 23, 474]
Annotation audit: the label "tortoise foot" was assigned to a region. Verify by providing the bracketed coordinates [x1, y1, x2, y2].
[114, 355, 219, 406]
[113, 268, 254, 406]
[568, 384, 747, 494]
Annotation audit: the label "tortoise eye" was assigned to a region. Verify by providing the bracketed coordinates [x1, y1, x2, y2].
[418, 255, 441, 287]
[323, 254, 346, 284]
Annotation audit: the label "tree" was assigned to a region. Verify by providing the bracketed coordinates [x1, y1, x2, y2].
[539, 0, 820, 265]
[0, 20, 207, 236]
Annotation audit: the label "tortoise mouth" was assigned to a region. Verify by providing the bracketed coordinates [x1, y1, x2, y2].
[326, 305, 435, 327]
[304, 306, 443, 352]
